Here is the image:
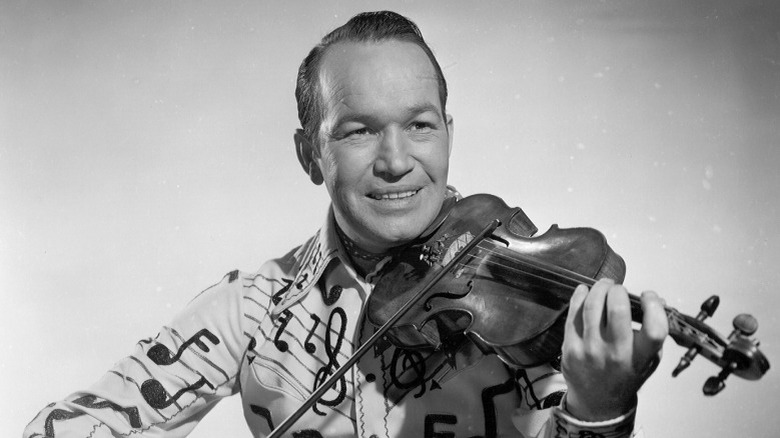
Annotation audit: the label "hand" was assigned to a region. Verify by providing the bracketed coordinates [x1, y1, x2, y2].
[561, 278, 668, 421]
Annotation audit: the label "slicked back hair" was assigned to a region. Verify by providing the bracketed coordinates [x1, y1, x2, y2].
[295, 11, 448, 146]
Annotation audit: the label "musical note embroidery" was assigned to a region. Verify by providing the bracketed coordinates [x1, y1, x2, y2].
[293, 430, 324, 438]
[270, 277, 309, 353]
[479, 377, 516, 438]
[539, 390, 564, 409]
[141, 376, 214, 409]
[312, 307, 348, 415]
[515, 368, 561, 411]
[296, 273, 309, 289]
[247, 337, 257, 364]
[273, 310, 293, 352]
[42, 395, 142, 437]
[389, 348, 429, 399]
[147, 329, 220, 366]
[73, 395, 142, 427]
[273, 279, 295, 305]
[384, 346, 455, 403]
[321, 284, 342, 306]
[304, 314, 321, 354]
[409, 375, 519, 437]
[250, 404, 274, 430]
[424, 413, 457, 438]
[44, 409, 85, 437]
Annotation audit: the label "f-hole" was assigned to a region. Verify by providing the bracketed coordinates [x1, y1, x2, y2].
[423, 280, 474, 311]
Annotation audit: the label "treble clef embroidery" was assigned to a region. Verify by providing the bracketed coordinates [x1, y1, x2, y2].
[311, 307, 348, 415]
[389, 347, 428, 398]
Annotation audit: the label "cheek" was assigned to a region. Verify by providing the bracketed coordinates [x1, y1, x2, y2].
[319, 151, 363, 198]
[424, 145, 451, 180]
[317, 149, 340, 188]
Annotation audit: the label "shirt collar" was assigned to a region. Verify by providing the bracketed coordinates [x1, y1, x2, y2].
[270, 206, 351, 316]
[271, 186, 463, 316]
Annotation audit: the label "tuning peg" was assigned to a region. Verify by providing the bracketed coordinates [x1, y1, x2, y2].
[672, 345, 699, 377]
[672, 348, 697, 377]
[703, 374, 726, 395]
[672, 296, 721, 377]
[704, 361, 737, 396]
[697, 295, 719, 320]
[731, 313, 758, 338]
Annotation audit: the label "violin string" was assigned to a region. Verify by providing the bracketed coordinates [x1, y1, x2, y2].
[461, 242, 691, 326]
[454, 242, 594, 288]
[451, 249, 700, 336]
[473, 242, 595, 283]
[455, 242, 646, 310]
[428, 237, 696, 342]
[461, 256, 583, 292]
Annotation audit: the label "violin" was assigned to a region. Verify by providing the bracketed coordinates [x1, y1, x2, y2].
[366, 193, 769, 390]
[269, 193, 769, 437]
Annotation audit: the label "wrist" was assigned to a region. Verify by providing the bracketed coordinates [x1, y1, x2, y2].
[554, 395, 639, 438]
[564, 391, 637, 422]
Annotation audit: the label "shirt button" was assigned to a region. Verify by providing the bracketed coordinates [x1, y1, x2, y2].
[369, 435, 378, 438]
[365, 373, 376, 382]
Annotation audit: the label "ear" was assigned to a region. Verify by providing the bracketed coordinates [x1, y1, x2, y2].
[294, 129, 324, 185]
[445, 114, 454, 156]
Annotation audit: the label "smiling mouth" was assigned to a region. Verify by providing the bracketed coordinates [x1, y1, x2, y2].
[368, 189, 420, 201]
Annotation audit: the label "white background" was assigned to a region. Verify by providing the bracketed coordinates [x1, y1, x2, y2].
[3, 1, 779, 436]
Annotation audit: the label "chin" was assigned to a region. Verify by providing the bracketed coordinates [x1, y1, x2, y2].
[374, 217, 429, 247]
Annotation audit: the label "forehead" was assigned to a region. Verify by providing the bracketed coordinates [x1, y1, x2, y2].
[317, 40, 442, 119]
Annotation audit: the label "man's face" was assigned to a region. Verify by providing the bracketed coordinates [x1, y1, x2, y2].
[310, 40, 453, 253]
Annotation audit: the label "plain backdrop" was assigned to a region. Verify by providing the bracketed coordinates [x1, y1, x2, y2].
[3, 1, 780, 436]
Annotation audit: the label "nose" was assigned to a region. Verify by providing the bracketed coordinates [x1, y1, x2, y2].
[374, 129, 414, 179]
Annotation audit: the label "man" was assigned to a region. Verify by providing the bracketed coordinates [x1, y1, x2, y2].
[24, 11, 667, 438]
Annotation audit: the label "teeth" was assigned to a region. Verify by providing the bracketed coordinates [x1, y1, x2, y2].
[372, 190, 418, 200]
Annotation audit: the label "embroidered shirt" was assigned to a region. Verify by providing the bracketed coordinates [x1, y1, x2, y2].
[24, 200, 640, 438]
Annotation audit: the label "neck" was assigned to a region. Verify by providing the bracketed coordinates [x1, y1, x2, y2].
[334, 223, 388, 277]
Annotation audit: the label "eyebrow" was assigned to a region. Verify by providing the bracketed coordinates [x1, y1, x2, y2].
[331, 102, 443, 130]
[405, 102, 442, 117]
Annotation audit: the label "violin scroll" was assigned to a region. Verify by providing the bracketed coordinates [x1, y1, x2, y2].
[669, 295, 769, 395]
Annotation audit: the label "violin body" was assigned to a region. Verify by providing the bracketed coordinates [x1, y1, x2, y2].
[367, 193, 626, 367]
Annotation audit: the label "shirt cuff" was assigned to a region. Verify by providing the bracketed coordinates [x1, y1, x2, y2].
[552, 395, 638, 438]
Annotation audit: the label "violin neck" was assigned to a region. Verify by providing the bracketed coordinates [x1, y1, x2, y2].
[628, 295, 645, 324]
[627, 296, 727, 354]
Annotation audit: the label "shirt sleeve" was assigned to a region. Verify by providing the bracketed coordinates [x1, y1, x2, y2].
[23, 271, 251, 438]
[509, 363, 642, 438]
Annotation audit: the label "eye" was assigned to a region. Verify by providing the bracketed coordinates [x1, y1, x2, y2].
[409, 121, 433, 132]
[347, 127, 370, 137]
[336, 125, 374, 141]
